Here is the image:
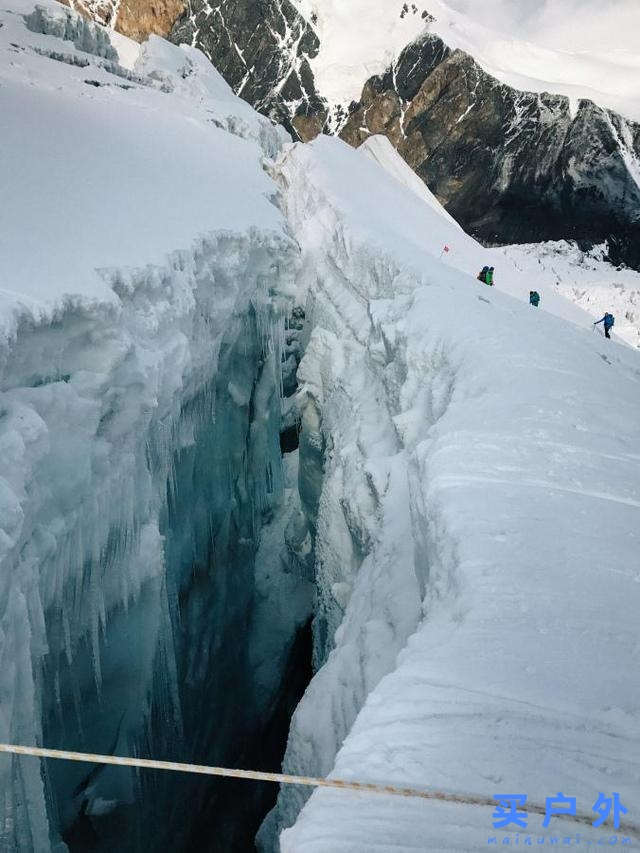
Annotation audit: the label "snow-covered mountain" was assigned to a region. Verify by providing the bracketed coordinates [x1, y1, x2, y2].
[363, 134, 640, 347]
[1, 3, 639, 852]
[54, 0, 640, 268]
[340, 32, 640, 263]
[166, 0, 640, 129]
[293, 0, 640, 125]
[166, 0, 640, 267]
[170, 0, 326, 139]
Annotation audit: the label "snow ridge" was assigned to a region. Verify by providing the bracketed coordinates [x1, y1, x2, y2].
[259, 134, 640, 851]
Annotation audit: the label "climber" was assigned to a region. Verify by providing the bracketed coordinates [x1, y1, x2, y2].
[594, 312, 615, 339]
[529, 290, 540, 308]
[485, 266, 495, 286]
[477, 266, 489, 284]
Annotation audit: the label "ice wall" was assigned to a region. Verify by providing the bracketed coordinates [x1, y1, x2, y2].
[0, 4, 315, 847]
[0, 228, 302, 847]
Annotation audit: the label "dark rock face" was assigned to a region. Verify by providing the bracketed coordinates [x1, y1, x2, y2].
[69, 0, 640, 260]
[169, 0, 326, 138]
[166, 4, 640, 265]
[339, 34, 640, 265]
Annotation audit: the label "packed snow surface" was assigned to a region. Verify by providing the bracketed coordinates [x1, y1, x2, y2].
[0, 0, 287, 331]
[262, 134, 640, 849]
[499, 241, 640, 350]
[292, 0, 640, 122]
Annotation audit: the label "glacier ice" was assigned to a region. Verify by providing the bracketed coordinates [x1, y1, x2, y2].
[24, 3, 118, 60]
[0, 227, 303, 847]
[0, 3, 312, 847]
[261, 134, 640, 851]
[2, 2, 640, 851]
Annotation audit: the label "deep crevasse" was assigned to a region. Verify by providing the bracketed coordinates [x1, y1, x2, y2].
[0, 230, 300, 848]
[0, 5, 312, 847]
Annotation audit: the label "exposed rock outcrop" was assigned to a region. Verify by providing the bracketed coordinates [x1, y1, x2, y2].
[52, 1, 640, 265]
[60, 0, 184, 39]
[339, 34, 640, 264]
[169, 0, 326, 138]
[116, 0, 184, 41]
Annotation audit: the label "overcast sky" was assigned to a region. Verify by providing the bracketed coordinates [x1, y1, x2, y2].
[444, 0, 640, 51]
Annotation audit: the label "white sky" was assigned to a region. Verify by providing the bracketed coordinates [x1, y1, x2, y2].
[299, 0, 640, 121]
[443, 0, 640, 52]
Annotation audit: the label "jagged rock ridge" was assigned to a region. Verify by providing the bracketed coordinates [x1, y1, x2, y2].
[165, 2, 640, 265]
[51, 0, 640, 265]
[339, 32, 640, 267]
[169, 0, 326, 139]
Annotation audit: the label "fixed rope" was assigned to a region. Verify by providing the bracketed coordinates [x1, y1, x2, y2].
[0, 743, 637, 838]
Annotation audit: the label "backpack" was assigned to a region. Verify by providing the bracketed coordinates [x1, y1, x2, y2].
[605, 313, 614, 327]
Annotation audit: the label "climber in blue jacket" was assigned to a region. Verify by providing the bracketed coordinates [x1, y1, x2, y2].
[594, 313, 615, 339]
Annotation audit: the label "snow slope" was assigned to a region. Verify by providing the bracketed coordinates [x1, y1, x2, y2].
[291, 0, 434, 111]
[360, 135, 461, 229]
[0, 0, 287, 329]
[499, 242, 640, 350]
[356, 135, 618, 337]
[261, 134, 640, 849]
[292, 0, 640, 123]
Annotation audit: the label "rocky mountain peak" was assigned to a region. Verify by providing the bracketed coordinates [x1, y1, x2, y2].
[52, 0, 640, 267]
[339, 32, 640, 265]
[170, 0, 326, 138]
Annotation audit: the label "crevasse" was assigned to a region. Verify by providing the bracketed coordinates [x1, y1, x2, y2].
[0, 226, 310, 848]
[0, 4, 322, 846]
[3, 3, 640, 851]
